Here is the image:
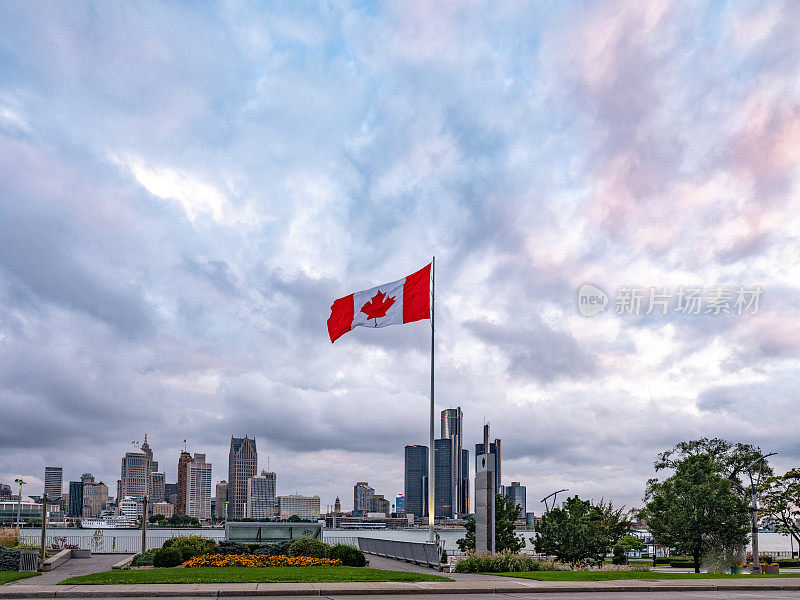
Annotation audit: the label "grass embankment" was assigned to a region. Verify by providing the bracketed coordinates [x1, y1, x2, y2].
[60, 566, 452, 585]
[0, 572, 40, 584]
[493, 571, 800, 581]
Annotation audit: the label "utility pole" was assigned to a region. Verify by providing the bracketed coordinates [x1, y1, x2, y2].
[141, 496, 149, 555]
[747, 452, 776, 574]
[40, 493, 48, 561]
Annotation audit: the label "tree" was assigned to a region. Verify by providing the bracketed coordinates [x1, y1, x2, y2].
[641, 453, 749, 573]
[655, 437, 773, 500]
[612, 535, 644, 564]
[456, 494, 524, 553]
[149, 514, 165, 524]
[532, 495, 630, 567]
[760, 469, 800, 550]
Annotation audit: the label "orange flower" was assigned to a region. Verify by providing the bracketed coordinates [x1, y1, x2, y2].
[182, 554, 342, 568]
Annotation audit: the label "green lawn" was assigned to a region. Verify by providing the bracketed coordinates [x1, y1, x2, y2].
[0, 572, 40, 584]
[60, 566, 452, 585]
[492, 571, 800, 581]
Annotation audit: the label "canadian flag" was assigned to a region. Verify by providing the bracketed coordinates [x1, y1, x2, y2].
[327, 263, 431, 342]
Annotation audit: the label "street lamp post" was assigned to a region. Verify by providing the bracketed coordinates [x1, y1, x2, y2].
[14, 479, 25, 532]
[747, 452, 776, 574]
[141, 496, 149, 555]
[40, 492, 48, 561]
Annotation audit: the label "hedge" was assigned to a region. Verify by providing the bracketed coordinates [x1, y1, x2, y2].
[0, 548, 20, 571]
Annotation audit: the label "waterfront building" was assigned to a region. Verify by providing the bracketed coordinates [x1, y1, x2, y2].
[186, 453, 212, 520]
[149, 472, 166, 502]
[277, 495, 320, 520]
[441, 408, 469, 515]
[353, 482, 374, 517]
[68, 481, 84, 517]
[118, 496, 141, 519]
[506, 482, 526, 517]
[44, 466, 63, 501]
[151, 501, 174, 518]
[371, 494, 390, 515]
[475, 438, 502, 493]
[228, 436, 258, 520]
[176, 451, 194, 515]
[434, 438, 454, 518]
[404, 445, 428, 517]
[82, 481, 109, 518]
[120, 447, 149, 501]
[0, 484, 10, 502]
[246, 471, 276, 519]
[395, 493, 405, 512]
[334, 497, 341, 514]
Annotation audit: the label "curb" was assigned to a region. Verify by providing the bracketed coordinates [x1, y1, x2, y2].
[4, 583, 800, 598]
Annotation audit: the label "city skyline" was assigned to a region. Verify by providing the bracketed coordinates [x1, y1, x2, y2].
[2, 2, 800, 513]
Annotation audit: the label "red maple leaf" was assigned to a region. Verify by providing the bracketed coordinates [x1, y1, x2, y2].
[360, 290, 396, 322]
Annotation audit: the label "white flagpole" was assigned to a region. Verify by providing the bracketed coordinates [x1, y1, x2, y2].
[428, 257, 435, 542]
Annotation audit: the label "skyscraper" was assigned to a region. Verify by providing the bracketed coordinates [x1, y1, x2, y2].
[228, 436, 257, 520]
[140, 434, 158, 472]
[475, 438, 501, 493]
[215, 481, 228, 516]
[404, 445, 428, 517]
[68, 481, 84, 517]
[176, 451, 194, 515]
[434, 438, 454, 518]
[44, 466, 63, 500]
[246, 471, 276, 518]
[149, 472, 166, 502]
[185, 453, 212, 520]
[120, 447, 149, 500]
[353, 482, 374, 516]
[82, 481, 109, 517]
[441, 408, 469, 515]
[334, 497, 341, 514]
[506, 481, 526, 516]
[395, 493, 405, 512]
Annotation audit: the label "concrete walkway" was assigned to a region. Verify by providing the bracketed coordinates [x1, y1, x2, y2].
[4, 554, 132, 586]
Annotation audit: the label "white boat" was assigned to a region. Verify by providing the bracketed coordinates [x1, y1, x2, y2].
[80, 517, 139, 529]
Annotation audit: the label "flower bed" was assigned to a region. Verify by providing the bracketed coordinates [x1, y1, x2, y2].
[184, 554, 341, 568]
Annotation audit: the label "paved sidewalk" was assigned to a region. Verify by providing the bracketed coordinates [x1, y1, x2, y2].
[5, 554, 132, 586]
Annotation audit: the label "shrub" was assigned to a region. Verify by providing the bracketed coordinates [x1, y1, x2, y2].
[777, 559, 800, 568]
[0, 529, 19, 548]
[669, 558, 696, 568]
[0, 547, 21, 571]
[611, 544, 628, 565]
[653, 557, 671, 565]
[253, 541, 293, 556]
[161, 536, 214, 562]
[453, 551, 558, 573]
[328, 544, 366, 567]
[153, 546, 184, 568]
[288, 538, 330, 558]
[131, 552, 155, 566]
[212, 540, 250, 555]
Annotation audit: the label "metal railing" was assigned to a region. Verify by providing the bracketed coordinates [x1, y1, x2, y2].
[19, 550, 38, 572]
[19, 533, 221, 554]
[357, 537, 442, 569]
[322, 535, 359, 547]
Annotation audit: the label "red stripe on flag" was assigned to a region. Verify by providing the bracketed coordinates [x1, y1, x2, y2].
[402, 263, 431, 324]
[327, 294, 354, 343]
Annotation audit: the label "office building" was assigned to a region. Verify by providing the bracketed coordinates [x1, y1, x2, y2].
[81, 473, 95, 484]
[475, 438, 501, 493]
[140, 434, 158, 471]
[506, 482, 526, 516]
[404, 445, 428, 517]
[68, 481, 84, 517]
[434, 438, 454, 518]
[185, 453, 212, 520]
[176, 451, 193, 515]
[228, 436, 258, 519]
[353, 482, 374, 517]
[118, 497, 141, 519]
[278, 495, 320, 520]
[0, 484, 10, 502]
[215, 481, 228, 517]
[151, 501, 174, 518]
[165, 482, 177, 505]
[82, 481, 109, 518]
[246, 471, 276, 518]
[120, 447, 149, 501]
[44, 466, 63, 501]
[372, 494, 390, 515]
[441, 408, 469, 515]
[395, 493, 405, 512]
[149, 472, 165, 502]
[334, 497, 341, 514]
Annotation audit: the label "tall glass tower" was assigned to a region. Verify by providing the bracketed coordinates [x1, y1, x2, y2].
[441, 408, 468, 515]
[403, 445, 428, 517]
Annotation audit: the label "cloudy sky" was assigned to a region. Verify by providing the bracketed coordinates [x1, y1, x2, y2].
[1, 1, 799, 513]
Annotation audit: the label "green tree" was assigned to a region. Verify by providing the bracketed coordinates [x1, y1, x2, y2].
[148, 514, 164, 524]
[612, 535, 644, 564]
[641, 454, 749, 573]
[655, 438, 773, 500]
[760, 468, 800, 549]
[532, 496, 629, 567]
[456, 494, 524, 552]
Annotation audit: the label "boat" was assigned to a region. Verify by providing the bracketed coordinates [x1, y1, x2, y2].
[80, 517, 139, 529]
